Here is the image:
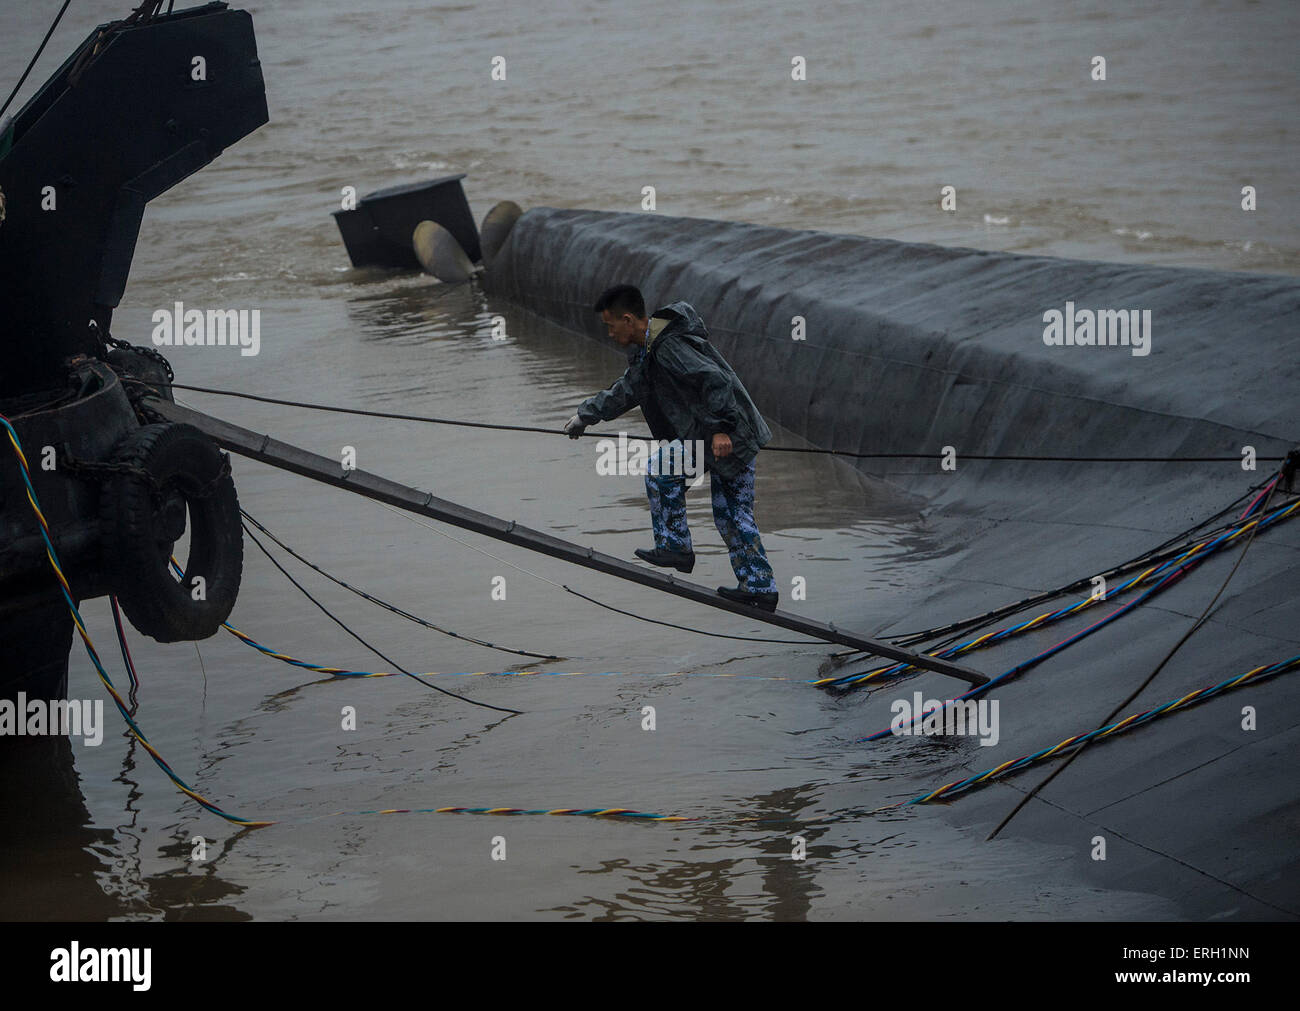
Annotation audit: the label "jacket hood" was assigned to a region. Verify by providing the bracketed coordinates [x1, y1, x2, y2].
[649, 301, 709, 347]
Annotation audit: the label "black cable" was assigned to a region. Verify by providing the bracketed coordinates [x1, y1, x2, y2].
[1138, 477, 1275, 558]
[240, 521, 522, 716]
[0, 0, 73, 121]
[240, 509, 562, 661]
[558, 583, 812, 645]
[157, 382, 1287, 464]
[771, 449, 1271, 463]
[985, 472, 1283, 842]
[165, 382, 565, 436]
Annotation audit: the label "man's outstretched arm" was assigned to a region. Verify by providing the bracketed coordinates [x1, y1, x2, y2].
[566, 359, 647, 437]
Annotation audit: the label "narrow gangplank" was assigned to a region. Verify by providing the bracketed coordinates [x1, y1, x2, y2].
[146, 397, 988, 687]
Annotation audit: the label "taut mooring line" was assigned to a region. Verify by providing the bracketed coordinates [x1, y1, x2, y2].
[152, 381, 1287, 464]
[0, 0, 73, 121]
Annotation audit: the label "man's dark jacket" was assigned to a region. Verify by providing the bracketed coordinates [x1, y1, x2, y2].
[577, 301, 772, 481]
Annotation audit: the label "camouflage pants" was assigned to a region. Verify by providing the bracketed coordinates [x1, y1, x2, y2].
[645, 448, 776, 593]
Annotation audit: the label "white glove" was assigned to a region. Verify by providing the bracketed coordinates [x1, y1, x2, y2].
[564, 415, 587, 439]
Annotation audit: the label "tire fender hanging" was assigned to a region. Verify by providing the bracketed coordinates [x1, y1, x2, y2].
[100, 422, 243, 642]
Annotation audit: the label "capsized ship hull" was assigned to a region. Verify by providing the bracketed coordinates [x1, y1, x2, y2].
[482, 206, 1300, 918]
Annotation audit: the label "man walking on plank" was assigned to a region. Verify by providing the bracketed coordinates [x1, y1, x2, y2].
[566, 284, 779, 611]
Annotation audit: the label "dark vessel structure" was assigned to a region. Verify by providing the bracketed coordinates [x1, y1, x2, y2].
[0, 1, 267, 705]
[332, 175, 481, 270]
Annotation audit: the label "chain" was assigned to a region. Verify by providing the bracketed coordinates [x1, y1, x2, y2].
[90, 319, 175, 382]
[61, 453, 162, 497]
[61, 449, 231, 501]
[130, 392, 168, 426]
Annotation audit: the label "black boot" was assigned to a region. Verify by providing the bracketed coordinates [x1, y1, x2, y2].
[717, 585, 779, 612]
[634, 546, 696, 573]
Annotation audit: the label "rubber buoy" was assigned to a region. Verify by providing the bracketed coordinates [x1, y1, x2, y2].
[99, 423, 243, 643]
[479, 200, 523, 266]
[412, 219, 474, 283]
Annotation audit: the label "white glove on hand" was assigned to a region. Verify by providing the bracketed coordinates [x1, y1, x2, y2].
[564, 415, 587, 439]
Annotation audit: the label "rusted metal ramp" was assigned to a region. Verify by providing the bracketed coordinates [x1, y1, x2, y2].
[146, 397, 988, 687]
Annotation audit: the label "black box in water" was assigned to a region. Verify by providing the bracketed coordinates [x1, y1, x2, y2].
[332, 175, 482, 269]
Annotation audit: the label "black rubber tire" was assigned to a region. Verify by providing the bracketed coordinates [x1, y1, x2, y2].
[100, 423, 243, 643]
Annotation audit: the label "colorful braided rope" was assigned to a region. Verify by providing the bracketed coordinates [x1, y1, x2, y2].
[855, 495, 1298, 741]
[1, 415, 271, 826]
[332, 806, 693, 821]
[881, 653, 1300, 809]
[821, 487, 1296, 690]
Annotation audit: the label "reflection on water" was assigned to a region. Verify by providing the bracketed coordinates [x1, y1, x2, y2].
[1, 737, 121, 920]
[546, 784, 828, 921]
